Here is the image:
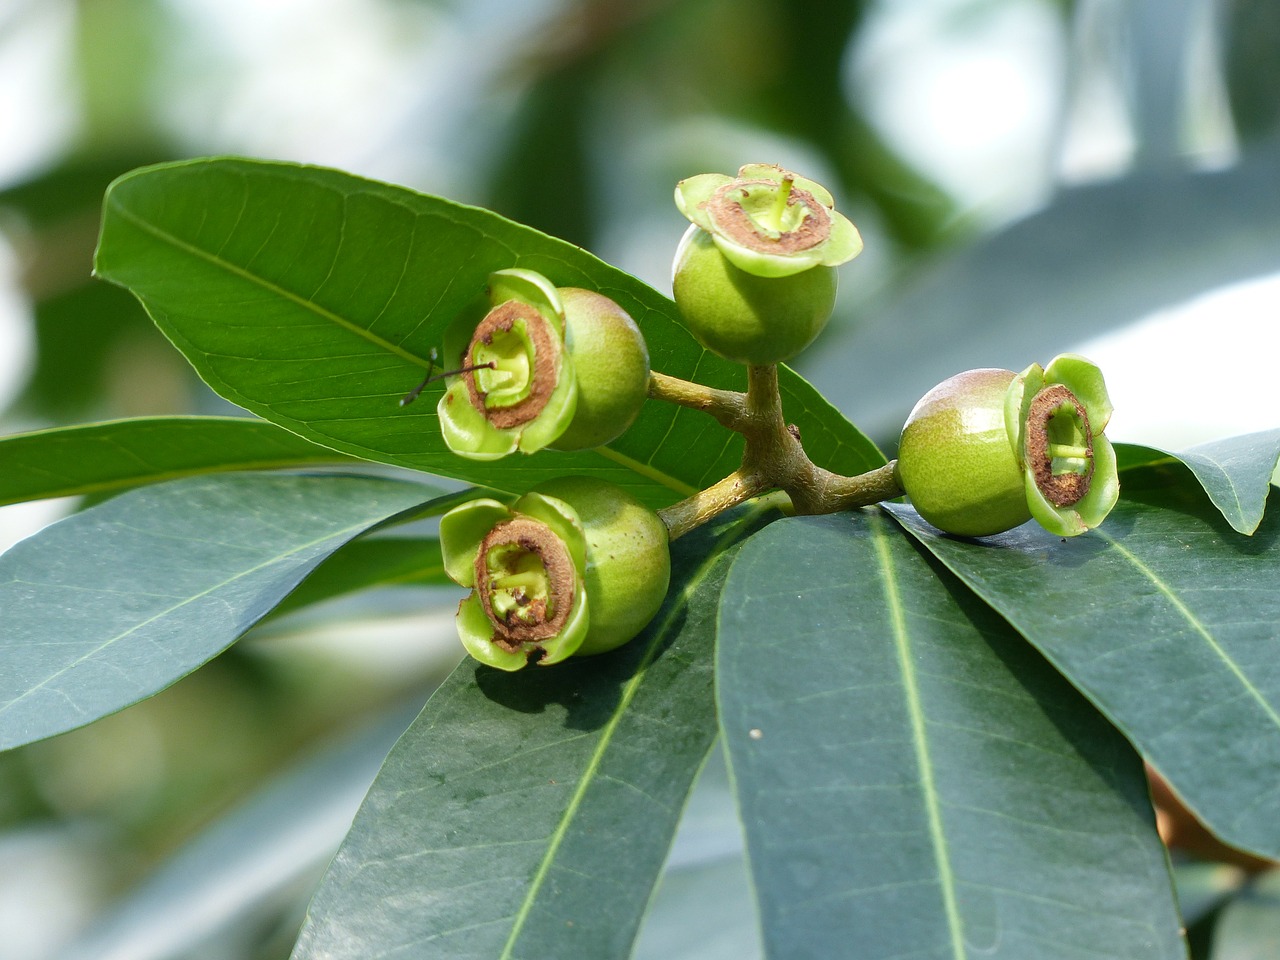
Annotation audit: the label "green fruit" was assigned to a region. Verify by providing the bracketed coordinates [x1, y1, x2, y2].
[898, 356, 1120, 538]
[896, 368, 1031, 537]
[532, 476, 670, 656]
[671, 224, 837, 366]
[552, 288, 650, 451]
[437, 271, 649, 458]
[439, 476, 670, 670]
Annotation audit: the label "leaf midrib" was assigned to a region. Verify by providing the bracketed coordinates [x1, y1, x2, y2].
[107, 196, 434, 369]
[107, 195, 700, 499]
[1094, 528, 1280, 731]
[871, 513, 966, 960]
[0, 515, 382, 726]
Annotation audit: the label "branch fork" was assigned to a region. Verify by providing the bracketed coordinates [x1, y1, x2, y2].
[649, 367, 901, 540]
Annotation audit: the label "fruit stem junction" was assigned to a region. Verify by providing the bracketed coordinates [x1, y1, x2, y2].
[650, 367, 902, 540]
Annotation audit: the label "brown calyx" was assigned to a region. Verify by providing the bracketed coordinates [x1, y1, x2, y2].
[462, 300, 560, 429]
[704, 179, 831, 255]
[1025, 384, 1093, 507]
[474, 517, 575, 652]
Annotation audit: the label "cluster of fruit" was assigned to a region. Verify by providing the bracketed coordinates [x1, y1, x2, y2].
[428, 164, 1117, 670]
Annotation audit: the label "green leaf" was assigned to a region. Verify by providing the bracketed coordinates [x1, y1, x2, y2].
[1115, 430, 1280, 535]
[290, 507, 772, 960]
[267, 535, 449, 619]
[93, 158, 884, 509]
[0, 416, 355, 507]
[886, 470, 1280, 860]
[717, 512, 1186, 960]
[56, 700, 422, 960]
[0, 473, 442, 751]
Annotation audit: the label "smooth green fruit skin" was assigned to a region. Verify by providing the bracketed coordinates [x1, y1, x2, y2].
[896, 369, 1031, 537]
[533, 476, 670, 656]
[671, 225, 836, 365]
[551, 288, 650, 451]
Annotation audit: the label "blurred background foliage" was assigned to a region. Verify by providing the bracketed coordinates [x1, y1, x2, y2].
[0, 0, 1277, 957]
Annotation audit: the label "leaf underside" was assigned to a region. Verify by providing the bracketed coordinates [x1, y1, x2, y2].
[0, 472, 442, 751]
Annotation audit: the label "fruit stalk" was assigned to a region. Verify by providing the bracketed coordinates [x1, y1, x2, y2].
[653, 364, 903, 539]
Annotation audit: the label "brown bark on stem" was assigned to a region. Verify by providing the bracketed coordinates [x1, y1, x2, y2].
[648, 368, 905, 540]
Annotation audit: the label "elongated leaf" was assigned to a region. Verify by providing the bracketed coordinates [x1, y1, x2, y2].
[886, 469, 1280, 860]
[268, 535, 449, 619]
[290, 507, 773, 960]
[1115, 430, 1280, 534]
[717, 512, 1185, 960]
[0, 473, 441, 751]
[57, 700, 423, 960]
[94, 158, 884, 509]
[0, 416, 354, 507]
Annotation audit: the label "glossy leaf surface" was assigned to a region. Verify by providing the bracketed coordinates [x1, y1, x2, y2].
[1116, 429, 1280, 534]
[0, 416, 353, 507]
[887, 469, 1280, 859]
[717, 512, 1185, 960]
[291, 508, 770, 960]
[94, 158, 884, 508]
[0, 473, 440, 751]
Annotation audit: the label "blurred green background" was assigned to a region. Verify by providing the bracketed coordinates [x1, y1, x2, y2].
[0, 1, 1277, 957]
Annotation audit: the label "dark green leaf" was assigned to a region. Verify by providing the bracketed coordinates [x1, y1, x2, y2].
[57, 701, 423, 960]
[0, 473, 442, 751]
[290, 507, 772, 960]
[886, 473, 1280, 860]
[0, 416, 354, 507]
[93, 158, 884, 509]
[717, 512, 1185, 960]
[268, 535, 449, 619]
[1115, 430, 1280, 535]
